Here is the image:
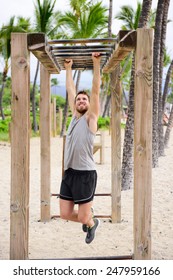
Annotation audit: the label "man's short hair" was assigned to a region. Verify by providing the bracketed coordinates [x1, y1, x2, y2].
[75, 90, 90, 102]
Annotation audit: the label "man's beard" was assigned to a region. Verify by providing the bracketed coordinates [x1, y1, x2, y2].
[76, 107, 88, 114]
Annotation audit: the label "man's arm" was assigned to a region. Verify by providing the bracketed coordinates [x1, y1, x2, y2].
[64, 59, 76, 114]
[88, 53, 101, 119]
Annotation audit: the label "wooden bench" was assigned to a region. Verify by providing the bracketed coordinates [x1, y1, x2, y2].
[93, 131, 105, 164]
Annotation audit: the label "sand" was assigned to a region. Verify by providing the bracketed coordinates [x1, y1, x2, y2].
[0, 130, 173, 260]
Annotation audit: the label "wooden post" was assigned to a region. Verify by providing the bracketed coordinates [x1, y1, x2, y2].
[10, 33, 30, 259]
[134, 28, 153, 260]
[58, 108, 63, 134]
[100, 131, 105, 164]
[40, 64, 51, 222]
[62, 135, 66, 178]
[110, 66, 121, 223]
[52, 97, 57, 137]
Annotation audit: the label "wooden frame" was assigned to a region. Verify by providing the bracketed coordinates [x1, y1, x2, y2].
[10, 29, 153, 260]
[40, 64, 51, 222]
[10, 33, 30, 259]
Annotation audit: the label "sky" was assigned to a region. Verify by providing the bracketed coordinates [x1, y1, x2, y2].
[0, 0, 173, 88]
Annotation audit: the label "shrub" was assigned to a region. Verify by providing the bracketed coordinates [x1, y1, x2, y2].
[0, 117, 11, 133]
[98, 116, 110, 129]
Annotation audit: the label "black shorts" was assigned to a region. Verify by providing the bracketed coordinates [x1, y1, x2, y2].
[60, 168, 97, 204]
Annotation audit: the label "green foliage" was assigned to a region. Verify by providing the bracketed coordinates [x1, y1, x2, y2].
[58, 1, 108, 39]
[51, 78, 59, 86]
[51, 95, 66, 109]
[0, 132, 9, 141]
[114, 2, 142, 30]
[2, 87, 11, 107]
[0, 117, 11, 133]
[98, 116, 110, 129]
[66, 116, 72, 130]
[34, 0, 56, 34]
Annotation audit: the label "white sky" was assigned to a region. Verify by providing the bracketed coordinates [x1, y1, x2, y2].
[0, 0, 173, 86]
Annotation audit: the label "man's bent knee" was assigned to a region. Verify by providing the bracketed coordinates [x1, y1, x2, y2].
[78, 212, 90, 225]
[60, 212, 69, 220]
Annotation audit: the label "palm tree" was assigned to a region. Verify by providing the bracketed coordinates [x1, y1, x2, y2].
[32, 0, 58, 132]
[152, 0, 167, 166]
[157, 0, 170, 157]
[115, 2, 142, 190]
[162, 59, 173, 112]
[164, 102, 173, 148]
[59, 1, 108, 39]
[0, 16, 31, 119]
[108, 0, 113, 37]
[115, 0, 153, 190]
[163, 59, 173, 148]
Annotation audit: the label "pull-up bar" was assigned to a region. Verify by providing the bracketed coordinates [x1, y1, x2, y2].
[48, 37, 117, 44]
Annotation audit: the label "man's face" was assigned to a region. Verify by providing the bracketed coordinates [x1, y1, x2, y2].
[75, 93, 90, 114]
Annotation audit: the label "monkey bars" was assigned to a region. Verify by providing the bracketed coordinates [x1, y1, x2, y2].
[27, 30, 136, 73]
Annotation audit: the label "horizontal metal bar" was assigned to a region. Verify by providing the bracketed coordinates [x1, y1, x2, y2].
[57, 63, 105, 68]
[56, 59, 106, 64]
[53, 53, 109, 57]
[48, 38, 117, 45]
[95, 193, 111, 196]
[34, 255, 133, 260]
[60, 67, 95, 70]
[51, 215, 112, 219]
[53, 50, 110, 55]
[52, 45, 115, 50]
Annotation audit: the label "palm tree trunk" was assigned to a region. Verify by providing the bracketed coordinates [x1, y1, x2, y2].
[138, 0, 152, 27]
[152, 0, 165, 167]
[158, 0, 170, 157]
[76, 70, 81, 93]
[0, 68, 8, 120]
[162, 59, 173, 111]
[60, 91, 69, 137]
[108, 0, 113, 37]
[121, 54, 135, 190]
[0, 82, 5, 120]
[102, 95, 111, 117]
[31, 60, 40, 132]
[164, 103, 173, 148]
[121, 0, 152, 190]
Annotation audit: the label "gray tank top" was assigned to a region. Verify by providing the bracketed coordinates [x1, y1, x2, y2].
[64, 114, 96, 171]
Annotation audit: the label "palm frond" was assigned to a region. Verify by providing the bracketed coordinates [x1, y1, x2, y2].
[34, 0, 56, 33]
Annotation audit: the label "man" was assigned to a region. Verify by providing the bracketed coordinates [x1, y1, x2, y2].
[59, 52, 101, 244]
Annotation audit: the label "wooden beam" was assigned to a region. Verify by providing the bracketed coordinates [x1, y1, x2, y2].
[10, 33, 30, 259]
[118, 30, 136, 48]
[40, 64, 51, 222]
[102, 30, 136, 73]
[51, 97, 57, 137]
[111, 66, 121, 223]
[27, 33, 61, 74]
[134, 28, 153, 260]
